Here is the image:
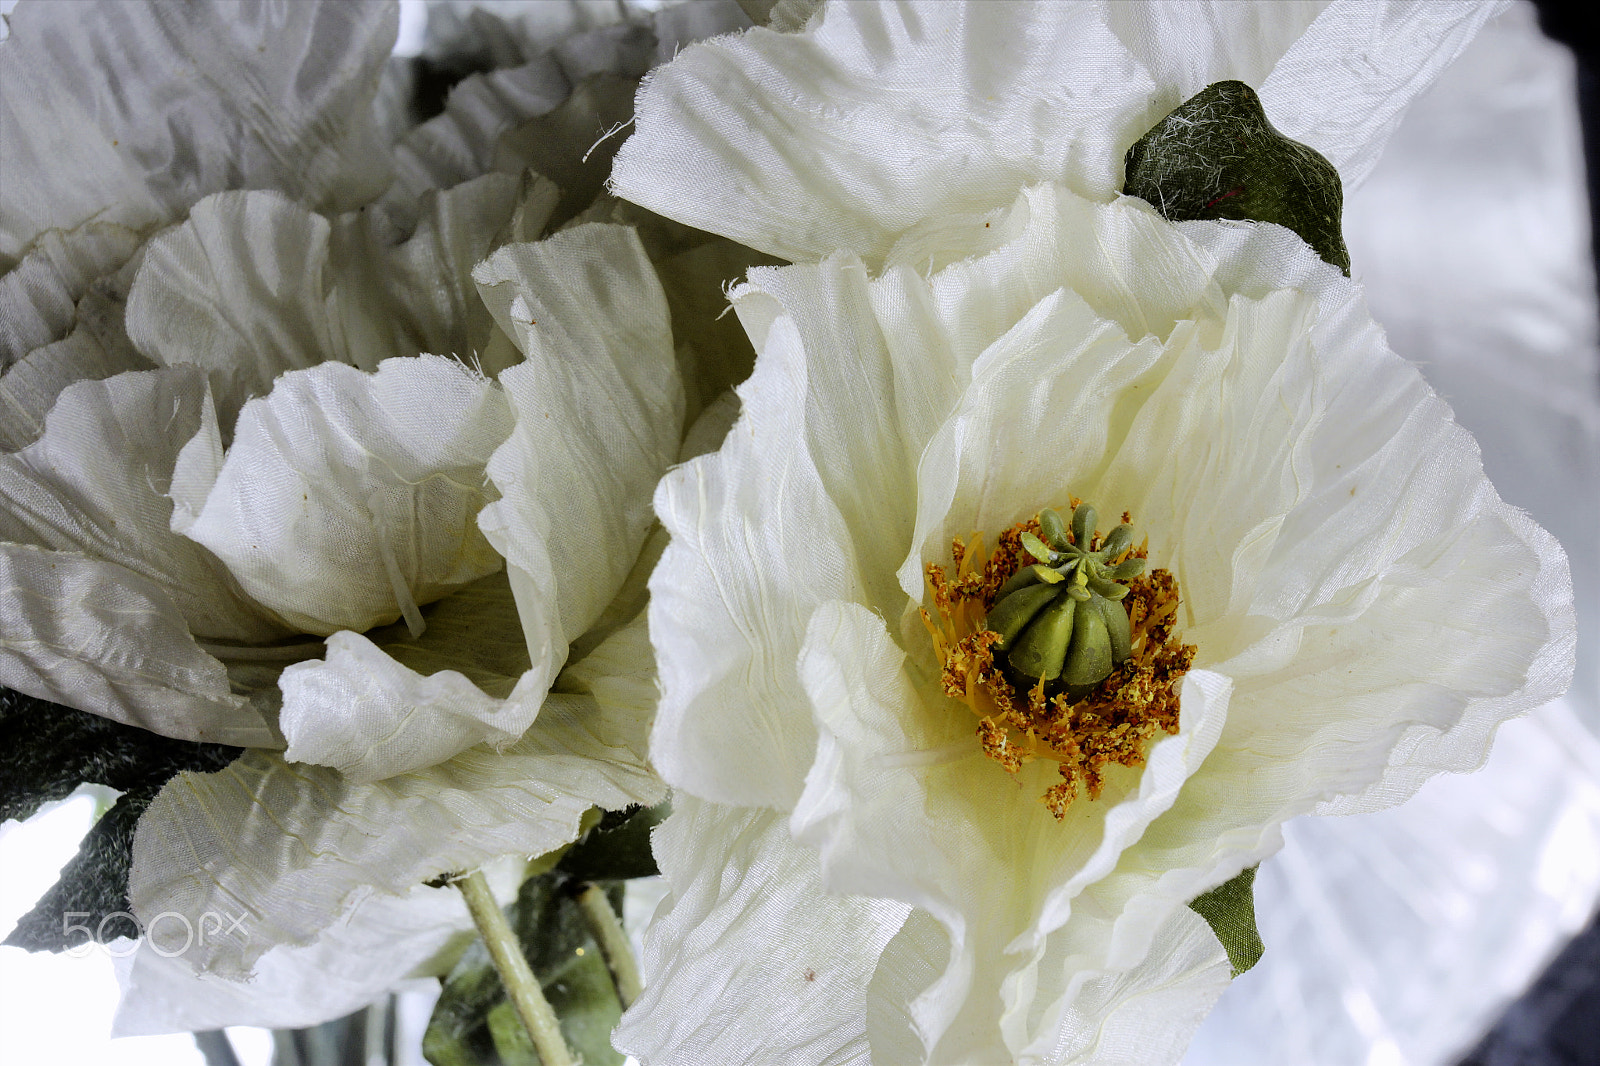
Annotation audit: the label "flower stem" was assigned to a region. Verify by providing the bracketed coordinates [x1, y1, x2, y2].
[456, 870, 574, 1066]
[575, 882, 643, 1008]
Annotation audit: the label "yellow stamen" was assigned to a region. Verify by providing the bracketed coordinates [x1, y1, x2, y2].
[923, 510, 1196, 819]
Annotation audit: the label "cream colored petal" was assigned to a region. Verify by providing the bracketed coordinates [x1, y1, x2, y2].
[112, 855, 530, 1035]
[0, 324, 153, 452]
[0, 0, 394, 266]
[0, 222, 143, 368]
[0, 542, 269, 746]
[790, 600, 1229, 1062]
[130, 617, 664, 976]
[174, 355, 513, 638]
[126, 178, 545, 422]
[278, 571, 545, 783]
[612, 1, 1152, 265]
[0, 365, 285, 644]
[474, 223, 682, 691]
[614, 795, 910, 1066]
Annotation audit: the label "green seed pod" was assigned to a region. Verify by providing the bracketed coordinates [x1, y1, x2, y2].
[1008, 593, 1076, 680]
[986, 582, 1061, 648]
[1072, 504, 1097, 548]
[1094, 590, 1133, 662]
[1039, 508, 1069, 550]
[1063, 596, 1113, 687]
[1108, 557, 1145, 580]
[1100, 524, 1134, 560]
[1088, 575, 1129, 600]
[994, 566, 1041, 600]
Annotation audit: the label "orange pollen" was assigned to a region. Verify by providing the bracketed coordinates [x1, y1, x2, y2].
[921, 509, 1195, 820]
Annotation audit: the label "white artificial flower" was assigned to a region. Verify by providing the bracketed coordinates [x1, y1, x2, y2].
[620, 177, 1574, 1065]
[602, 3, 1570, 1062]
[0, 0, 756, 1036]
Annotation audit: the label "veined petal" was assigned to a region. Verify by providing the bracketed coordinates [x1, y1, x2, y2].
[173, 355, 514, 638]
[614, 796, 910, 1066]
[279, 572, 542, 782]
[112, 857, 530, 1035]
[0, 222, 143, 368]
[475, 223, 683, 688]
[613, 1, 1151, 265]
[0, 365, 286, 644]
[611, 0, 1495, 265]
[130, 615, 665, 977]
[0, 0, 395, 266]
[125, 178, 548, 422]
[0, 543, 269, 746]
[791, 601, 1228, 1062]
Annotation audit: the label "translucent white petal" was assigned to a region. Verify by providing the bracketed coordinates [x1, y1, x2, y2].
[112, 855, 530, 1035]
[130, 616, 664, 976]
[0, 222, 142, 367]
[279, 572, 545, 782]
[174, 355, 514, 638]
[0, 0, 395, 266]
[791, 600, 1229, 1061]
[475, 223, 682, 688]
[0, 542, 269, 746]
[0, 365, 286, 644]
[611, 0, 1495, 264]
[126, 178, 546, 422]
[614, 796, 910, 1066]
[613, 1, 1151, 264]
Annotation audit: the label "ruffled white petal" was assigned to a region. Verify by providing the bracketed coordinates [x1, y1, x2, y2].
[0, 365, 286, 644]
[130, 614, 665, 976]
[125, 177, 550, 421]
[790, 600, 1229, 1062]
[611, 0, 1495, 265]
[475, 223, 683, 693]
[613, 795, 910, 1066]
[0, 0, 395, 266]
[172, 355, 514, 638]
[279, 571, 549, 782]
[0, 543, 269, 746]
[112, 854, 530, 1035]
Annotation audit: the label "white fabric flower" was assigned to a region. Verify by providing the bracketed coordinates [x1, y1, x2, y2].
[617, 178, 1573, 1062]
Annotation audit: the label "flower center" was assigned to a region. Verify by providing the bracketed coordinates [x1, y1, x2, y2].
[920, 502, 1195, 818]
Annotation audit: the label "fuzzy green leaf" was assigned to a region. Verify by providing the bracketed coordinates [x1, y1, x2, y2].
[1187, 864, 1265, 977]
[1123, 80, 1349, 274]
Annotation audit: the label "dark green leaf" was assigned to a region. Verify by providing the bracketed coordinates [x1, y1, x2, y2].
[1, 687, 241, 952]
[1187, 864, 1264, 977]
[424, 872, 627, 1066]
[556, 801, 669, 882]
[1123, 80, 1349, 275]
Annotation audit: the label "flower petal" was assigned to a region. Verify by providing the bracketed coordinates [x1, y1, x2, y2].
[614, 795, 910, 1066]
[612, 1, 1151, 264]
[611, 0, 1495, 265]
[278, 572, 544, 782]
[125, 177, 546, 422]
[474, 223, 683, 691]
[0, 542, 269, 745]
[173, 354, 515, 638]
[0, 365, 285, 644]
[790, 600, 1229, 1061]
[0, 0, 395, 266]
[130, 614, 665, 976]
[112, 857, 530, 1035]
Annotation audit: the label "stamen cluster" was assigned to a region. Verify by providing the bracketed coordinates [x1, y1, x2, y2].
[921, 506, 1195, 818]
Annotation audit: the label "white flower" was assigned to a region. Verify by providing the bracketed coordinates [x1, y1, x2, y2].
[621, 177, 1573, 1064]
[0, 0, 754, 1035]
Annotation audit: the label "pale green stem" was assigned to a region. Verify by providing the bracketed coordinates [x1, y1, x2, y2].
[575, 883, 643, 1008]
[456, 871, 574, 1066]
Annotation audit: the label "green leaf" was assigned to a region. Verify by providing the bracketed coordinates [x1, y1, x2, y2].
[1187, 864, 1264, 977]
[1123, 80, 1350, 275]
[0, 687, 241, 952]
[556, 801, 669, 882]
[424, 872, 628, 1066]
